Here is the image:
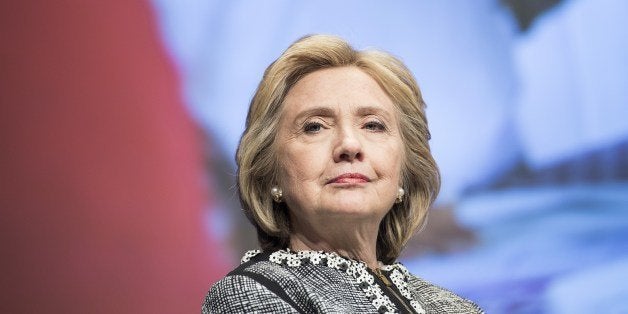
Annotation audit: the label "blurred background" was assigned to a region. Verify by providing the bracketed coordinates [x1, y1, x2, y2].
[2, 0, 627, 313]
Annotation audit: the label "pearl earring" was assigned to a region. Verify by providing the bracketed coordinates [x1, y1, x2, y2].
[271, 186, 283, 203]
[395, 187, 405, 203]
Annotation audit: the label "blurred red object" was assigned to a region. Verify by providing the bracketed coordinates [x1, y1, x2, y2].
[0, 1, 228, 313]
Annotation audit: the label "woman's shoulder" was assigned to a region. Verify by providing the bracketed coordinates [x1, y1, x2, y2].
[203, 275, 299, 314]
[202, 253, 300, 313]
[203, 249, 377, 313]
[404, 271, 484, 313]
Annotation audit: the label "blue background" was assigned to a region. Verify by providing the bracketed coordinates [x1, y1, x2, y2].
[151, 1, 628, 312]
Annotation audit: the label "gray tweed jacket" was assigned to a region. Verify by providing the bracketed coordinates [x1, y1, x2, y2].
[203, 250, 483, 314]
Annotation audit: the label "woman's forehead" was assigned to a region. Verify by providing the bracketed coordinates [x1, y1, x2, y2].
[281, 67, 396, 118]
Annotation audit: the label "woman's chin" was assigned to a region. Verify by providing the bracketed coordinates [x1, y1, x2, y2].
[319, 197, 389, 218]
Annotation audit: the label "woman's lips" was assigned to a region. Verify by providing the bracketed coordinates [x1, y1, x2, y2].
[327, 173, 370, 184]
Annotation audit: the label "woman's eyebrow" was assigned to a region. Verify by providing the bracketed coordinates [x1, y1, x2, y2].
[294, 107, 335, 122]
[355, 105, 393, 120]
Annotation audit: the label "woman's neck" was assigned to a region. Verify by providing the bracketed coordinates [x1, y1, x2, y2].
[289, 230, 380, 269]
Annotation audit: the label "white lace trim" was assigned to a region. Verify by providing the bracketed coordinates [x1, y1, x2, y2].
[241, 249, 425, 314]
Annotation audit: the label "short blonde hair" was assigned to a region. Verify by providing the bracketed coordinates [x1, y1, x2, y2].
[237, 34, 440, 263]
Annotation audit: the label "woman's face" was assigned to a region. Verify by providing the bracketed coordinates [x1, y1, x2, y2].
[276, 66, 404, 227]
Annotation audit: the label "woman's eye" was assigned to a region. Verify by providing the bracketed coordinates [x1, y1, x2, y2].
[303, 122, 323, 133]
[364, 121, 386, 131]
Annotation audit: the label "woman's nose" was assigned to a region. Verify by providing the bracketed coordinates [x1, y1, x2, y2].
[333, 128, 363, 162]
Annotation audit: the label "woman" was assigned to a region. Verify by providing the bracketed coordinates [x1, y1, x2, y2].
[203, 35, 483, 313]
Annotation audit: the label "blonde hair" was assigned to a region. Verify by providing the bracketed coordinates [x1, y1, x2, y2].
[236, 34, 440, 263]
